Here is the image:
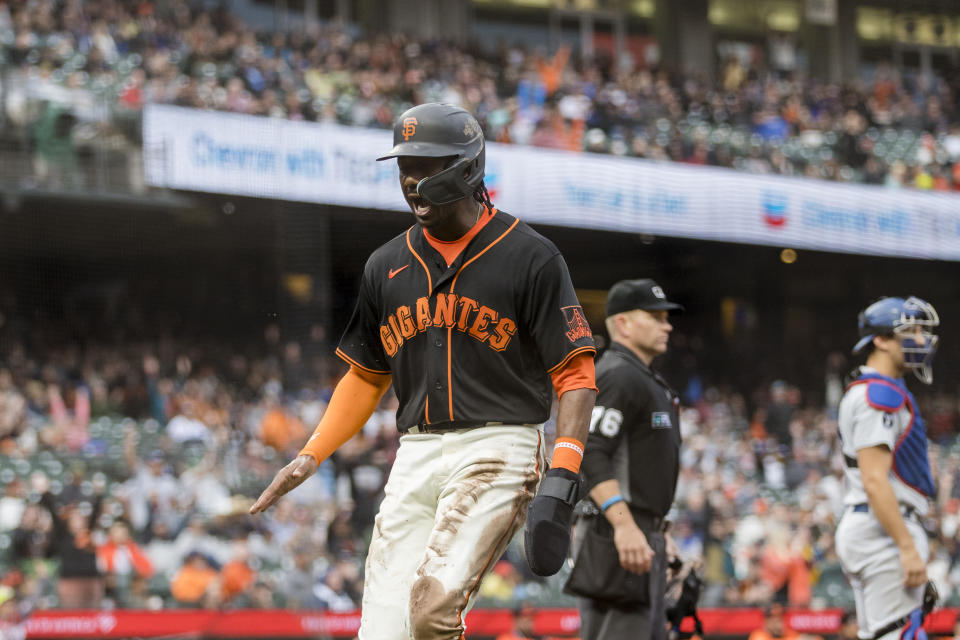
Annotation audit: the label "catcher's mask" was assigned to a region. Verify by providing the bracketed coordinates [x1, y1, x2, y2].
[377, 103, 485, 206]
[853, 296, 939, 384]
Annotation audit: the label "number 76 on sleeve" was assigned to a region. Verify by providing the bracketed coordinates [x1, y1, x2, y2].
[589, 405, 623, 437]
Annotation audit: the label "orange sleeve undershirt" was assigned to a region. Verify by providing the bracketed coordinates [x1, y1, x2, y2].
[298, 366, 392, 464]
[423, 206, 495, 266]
[549, 351, 597, 397]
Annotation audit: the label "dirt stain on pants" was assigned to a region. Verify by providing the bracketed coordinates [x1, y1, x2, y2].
[408, 451, 542, 639]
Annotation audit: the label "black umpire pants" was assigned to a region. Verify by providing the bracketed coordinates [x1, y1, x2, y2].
[576, 531, 668, 640]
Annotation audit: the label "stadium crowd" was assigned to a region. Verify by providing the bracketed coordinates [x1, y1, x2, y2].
[3, 0, 960, 625]
[0, 312, 959, 615]
[4, 0, 960, 191]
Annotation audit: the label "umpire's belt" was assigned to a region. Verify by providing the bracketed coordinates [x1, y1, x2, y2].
[405, 421, 539, 434]
[850, 503, 921, 521]
[633, 509, 669, 534]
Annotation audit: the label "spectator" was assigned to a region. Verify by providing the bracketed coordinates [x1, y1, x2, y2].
[0, 478, 26, 533]
[0, 369, 27, 445]
[172, 515, 231, 569]
[170, 552, 221, 608]
[480, 560, 523, 603]
[258, 393, 307, 456]
[765, 381, 794, 453]
[44, 384, 90, 453]
[9, 504, 49, 569]
[166, 398, 211, 445]
[30, 101, 79, 190]
[496, 603, 540, 640]
[279, 548, 322, 609]
[119, 428, 182, 534]
[246, 582, 277, 609]
[180, 451, 233, 520]
[0, 585, 29, 640]
[748, 603, 798, 640]
[312, 564, 356, 612]
[97, 521, 154, 607]
[38, 483, 104, 608]
[219, 540, 257, 604]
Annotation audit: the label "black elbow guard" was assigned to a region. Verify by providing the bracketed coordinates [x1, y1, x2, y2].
[523, 467, 580, 577]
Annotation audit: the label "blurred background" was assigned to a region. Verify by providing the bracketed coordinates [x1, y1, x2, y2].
[1, 0, 960, 638]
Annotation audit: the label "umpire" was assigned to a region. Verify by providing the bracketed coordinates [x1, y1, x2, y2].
[566, 278, 684, 640]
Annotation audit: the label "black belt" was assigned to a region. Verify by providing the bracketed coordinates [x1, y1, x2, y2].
[404, 421, 539, 434]
[633, 509, 668, 533]
[869, 614, 910, 640]
[851, 503, 920, 520]
[579, 503, 669, 533]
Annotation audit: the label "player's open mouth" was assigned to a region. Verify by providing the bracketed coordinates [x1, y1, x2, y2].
[408, 193, 431, 216]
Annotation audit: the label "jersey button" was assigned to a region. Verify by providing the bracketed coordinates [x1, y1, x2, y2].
[434, 381, 443, 390]
[434, 338, 443, 347]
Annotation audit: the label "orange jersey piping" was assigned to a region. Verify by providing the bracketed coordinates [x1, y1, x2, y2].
[405, 227, 432, 292]
[546, 344, 596, 374]
[406, 226, 434, 422]
[335, 348, 390, 375]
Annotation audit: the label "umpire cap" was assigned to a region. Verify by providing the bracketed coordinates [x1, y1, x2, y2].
[606, 279, 684, 317]
[377, 103, 485, 205]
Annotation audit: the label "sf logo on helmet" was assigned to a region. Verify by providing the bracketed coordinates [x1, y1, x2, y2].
[402, 117, 418, 141]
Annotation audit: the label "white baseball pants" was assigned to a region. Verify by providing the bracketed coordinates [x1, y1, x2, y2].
[836, 509, 928, 639]
[358, 424, 545, 640]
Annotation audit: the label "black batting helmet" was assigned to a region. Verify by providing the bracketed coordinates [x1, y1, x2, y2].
[377, 103, 485, 206]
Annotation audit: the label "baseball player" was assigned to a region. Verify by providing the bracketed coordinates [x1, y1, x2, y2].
[835, 296, 940, 640]
[250, 103, 598, 639]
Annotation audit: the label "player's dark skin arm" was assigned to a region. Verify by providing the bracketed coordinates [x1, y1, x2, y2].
[858, 444, 927, 587]
[554, 387, 597, 449]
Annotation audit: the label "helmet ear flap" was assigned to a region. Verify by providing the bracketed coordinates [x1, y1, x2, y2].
[417, 157, 474, 205]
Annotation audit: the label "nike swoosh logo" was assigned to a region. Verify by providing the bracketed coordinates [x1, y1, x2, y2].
[388, 265, 409, 279]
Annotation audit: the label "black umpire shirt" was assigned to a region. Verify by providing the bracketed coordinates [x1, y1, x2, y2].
[581, 341, 681, 518]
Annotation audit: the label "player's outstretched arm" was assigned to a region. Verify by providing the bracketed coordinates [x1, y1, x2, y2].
[249, 366, 392, 514]
[249, 455, 318, 514]
[858, 444, 927, 587]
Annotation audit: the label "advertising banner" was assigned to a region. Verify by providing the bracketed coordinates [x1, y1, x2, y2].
[20, 607, 959, 638]
[144, 104, 960, 261]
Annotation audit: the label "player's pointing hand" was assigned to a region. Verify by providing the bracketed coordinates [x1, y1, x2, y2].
[249, 454, 318, 514]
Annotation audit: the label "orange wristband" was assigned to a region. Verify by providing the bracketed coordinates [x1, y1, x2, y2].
[551, 436, 584, 473]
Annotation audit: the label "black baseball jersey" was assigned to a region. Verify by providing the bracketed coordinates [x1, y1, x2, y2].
[581, 342, 681, 518]
[336, 209, 596, 432]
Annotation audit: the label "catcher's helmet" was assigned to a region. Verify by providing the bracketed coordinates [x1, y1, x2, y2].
[853, 296, 940, 384]
[377, 103, 485, 206]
